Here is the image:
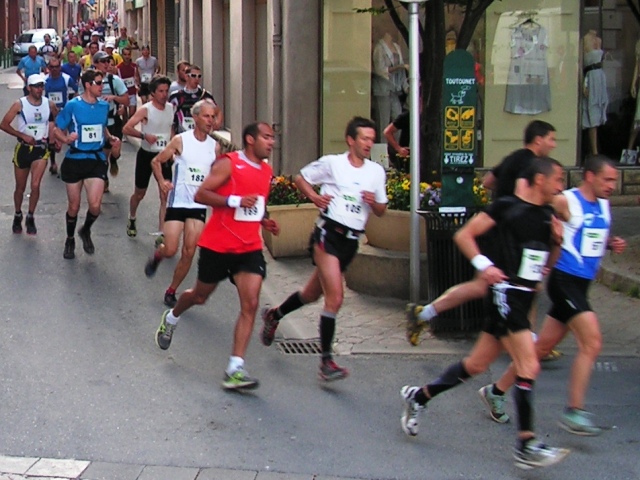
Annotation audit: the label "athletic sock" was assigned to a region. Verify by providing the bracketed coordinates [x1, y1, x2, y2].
[83, 210, 99, 231]
[514, 376, 535, 433]
[319, 312, 336, 359]
[492, 384, 505, 396]
[66, 213, 77, 238]
[226, 356, 244, 376]
[165, 287, 176, 295]
[426, 361, 471, 398]
[414, 387, 429, 405]
[166, 309, 180, 325]
[418, 304, 438, 322]
[276, 291, 305, 320]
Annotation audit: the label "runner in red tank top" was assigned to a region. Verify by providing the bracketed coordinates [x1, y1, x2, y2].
[154, 122, 279, 391]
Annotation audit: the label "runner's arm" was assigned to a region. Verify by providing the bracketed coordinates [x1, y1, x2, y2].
[122, 105, 148, 137]
[151, 134, 182, 191]
[0, 101, 31, 143]
[193, 157, 236, 207]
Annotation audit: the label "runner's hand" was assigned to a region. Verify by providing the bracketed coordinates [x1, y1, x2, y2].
[261, 218, 280, 236]
[159, 180, 174, 194]
[312, 193, 333, 210]
[609, 236, 626, 254]
[361, 191, 376, 206]
[480, 265, 508, 285]
[240, 195, 259, 208]
[21, 134, 35, 145]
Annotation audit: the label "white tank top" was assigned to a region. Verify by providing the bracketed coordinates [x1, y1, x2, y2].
[168, 129, 217, 209]
[17, 97, 50, 142]
[141, 101, 174, 153]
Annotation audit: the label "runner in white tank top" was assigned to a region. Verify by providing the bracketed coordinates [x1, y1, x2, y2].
[143, 99, 220, 309]
[122, 76, 175, 238]
[0, 73, 58, 235]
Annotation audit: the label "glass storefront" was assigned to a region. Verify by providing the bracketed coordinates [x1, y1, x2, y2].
[320, 1, 640, 167]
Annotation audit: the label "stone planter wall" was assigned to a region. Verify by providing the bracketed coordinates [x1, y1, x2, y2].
[365, 209, 427, 253]
[263, 203, 319, 258]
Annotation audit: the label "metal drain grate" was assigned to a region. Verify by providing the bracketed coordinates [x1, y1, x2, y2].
[275, 340, 322, 355]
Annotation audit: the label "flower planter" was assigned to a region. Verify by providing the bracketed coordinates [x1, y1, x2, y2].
[365, 209, 427, 253]
[263, 203, 319, 258]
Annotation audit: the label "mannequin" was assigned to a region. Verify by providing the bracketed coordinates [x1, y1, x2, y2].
[372, 32, 408, 141]
[581, 30, 608, 155]
[626, 39, 640, 156]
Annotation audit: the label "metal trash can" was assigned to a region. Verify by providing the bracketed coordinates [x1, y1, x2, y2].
[419, 209, 485, 333]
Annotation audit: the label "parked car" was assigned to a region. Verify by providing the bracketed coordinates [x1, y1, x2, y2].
[13, 28, 60, 65]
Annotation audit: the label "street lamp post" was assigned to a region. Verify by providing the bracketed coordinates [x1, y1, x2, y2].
[405, 0, 427, 303]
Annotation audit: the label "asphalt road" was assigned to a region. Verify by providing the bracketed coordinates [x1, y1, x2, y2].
[0, 83, 639, 480]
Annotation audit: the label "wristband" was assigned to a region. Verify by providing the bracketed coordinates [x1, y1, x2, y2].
[471, 254, 493, 271]
[227, 195, 242, 208]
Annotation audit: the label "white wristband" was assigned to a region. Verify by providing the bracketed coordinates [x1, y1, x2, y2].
[227, 195, 242, 208]
[471, 254, 494, 272]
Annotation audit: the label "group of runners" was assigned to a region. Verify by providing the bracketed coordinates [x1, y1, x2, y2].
[3, 37, 627, 471]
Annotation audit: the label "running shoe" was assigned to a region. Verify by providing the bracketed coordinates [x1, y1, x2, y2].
[478, 384, 510, 424]
[260, 307, 279, 346]
[319, 359, 349, 381]
[25, 215, 36, 235]
[400, 385, 426, 436]
[110, 158, 119, 177]
[222, 367, 259, 390]
[78, 227, 95, 254]
[145, 255, 161, 277]
[63, 238, 75, 260]
[164, 291, 177, 308]
[558, 408, 602, 436]
[154, 233, 165, 249]
[49, 163, 58, 175]
[541, 349, 563, 362]
[155, 309, 176, 350]
[406, 303, 427, 346]
[513, 440, 570, 470]
[126, 218, 137, 238]
[12, 213, 22, 234]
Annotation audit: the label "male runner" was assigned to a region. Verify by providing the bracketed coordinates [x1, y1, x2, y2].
[0, 74, 57, 235]
[135, 45, 160, 104]
[169, 60, 190, 94]
[400, 157, 569, 470]
[405, 120, 557, 345]
[54, 69, 121, 259]
[143, 100, 219, 307]
[260, 117, 388, 381]
[479, 155, 626, 434]
[117, 47, 138, 121]
[169, 65, 222, 133]
[122, 76, 174, 238]
[16, 46, 46, 96]
[154, 122, 279, 391]
[45, 57, 78, 175]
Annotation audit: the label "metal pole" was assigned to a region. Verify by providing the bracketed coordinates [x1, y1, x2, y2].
[408, 1, 422, 303]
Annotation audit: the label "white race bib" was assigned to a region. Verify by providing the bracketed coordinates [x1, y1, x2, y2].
[181, 117, 195, 131]
[48, 91, 63, 105]
[234, 196, 265, 222]
[517, 248, 549, 282]
[153, 134, 168, 152]
[25, 123, 46, 141]
[186, 167, 206, 186]
[123, 77, 135, 88]
[333, 192, 365, 221]
[80, 124, 103, 143]
[141, 73, 152, 83]
[580, 228, 607, 258]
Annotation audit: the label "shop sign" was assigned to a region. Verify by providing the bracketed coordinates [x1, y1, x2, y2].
[134, 0, 145, 8]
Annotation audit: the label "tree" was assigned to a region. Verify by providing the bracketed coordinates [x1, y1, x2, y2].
[359, 1, 496, 181]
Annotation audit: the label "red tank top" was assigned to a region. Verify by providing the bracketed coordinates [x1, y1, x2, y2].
[198, 151, 273, 253]
[117, 63, 137, 95]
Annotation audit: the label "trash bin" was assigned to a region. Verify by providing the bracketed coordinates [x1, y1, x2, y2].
[419, 209, 485, 333]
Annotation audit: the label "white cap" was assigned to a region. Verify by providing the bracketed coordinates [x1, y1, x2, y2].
[27, 74, 46, 85]
[105, 42, 115, 49]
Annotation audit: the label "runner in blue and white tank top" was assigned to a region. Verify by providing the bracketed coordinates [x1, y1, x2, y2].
[45, 56, 78, 175]
[143, 99, 219, 308]
[485, 155, 627, 439]
[54, 69, 121, 260]
[0, 73, 58, 236]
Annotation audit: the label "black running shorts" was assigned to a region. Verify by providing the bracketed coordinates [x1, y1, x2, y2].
[309, 224, 359, 272]
[135, 148, 172, 190]
[197, 247, 266, 284]
[547, 269, 592, 324]
[164, 207, 206, 223]
[60, 158, 108, 183]
[12, 143, 50, 169]
[484, 284, 535, 338]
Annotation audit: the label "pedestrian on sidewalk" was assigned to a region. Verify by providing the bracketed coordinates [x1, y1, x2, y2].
[0, 74, 58, 235]
[154, 122, 279, 391]
[479, 154, 626, 435]
[143, 99, 219, 308]
[400, 157, 569, 470]
[260, 116, 388, 381]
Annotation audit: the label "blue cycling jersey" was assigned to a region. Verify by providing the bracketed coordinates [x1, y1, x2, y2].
[55, 96, 109, 161]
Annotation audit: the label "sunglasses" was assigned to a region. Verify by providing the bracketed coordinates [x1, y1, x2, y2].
[92, 80, 103, 86]
[188, 73, 202, 78]
[30, 83, 45, 88]
[49, 65, 61, 68]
